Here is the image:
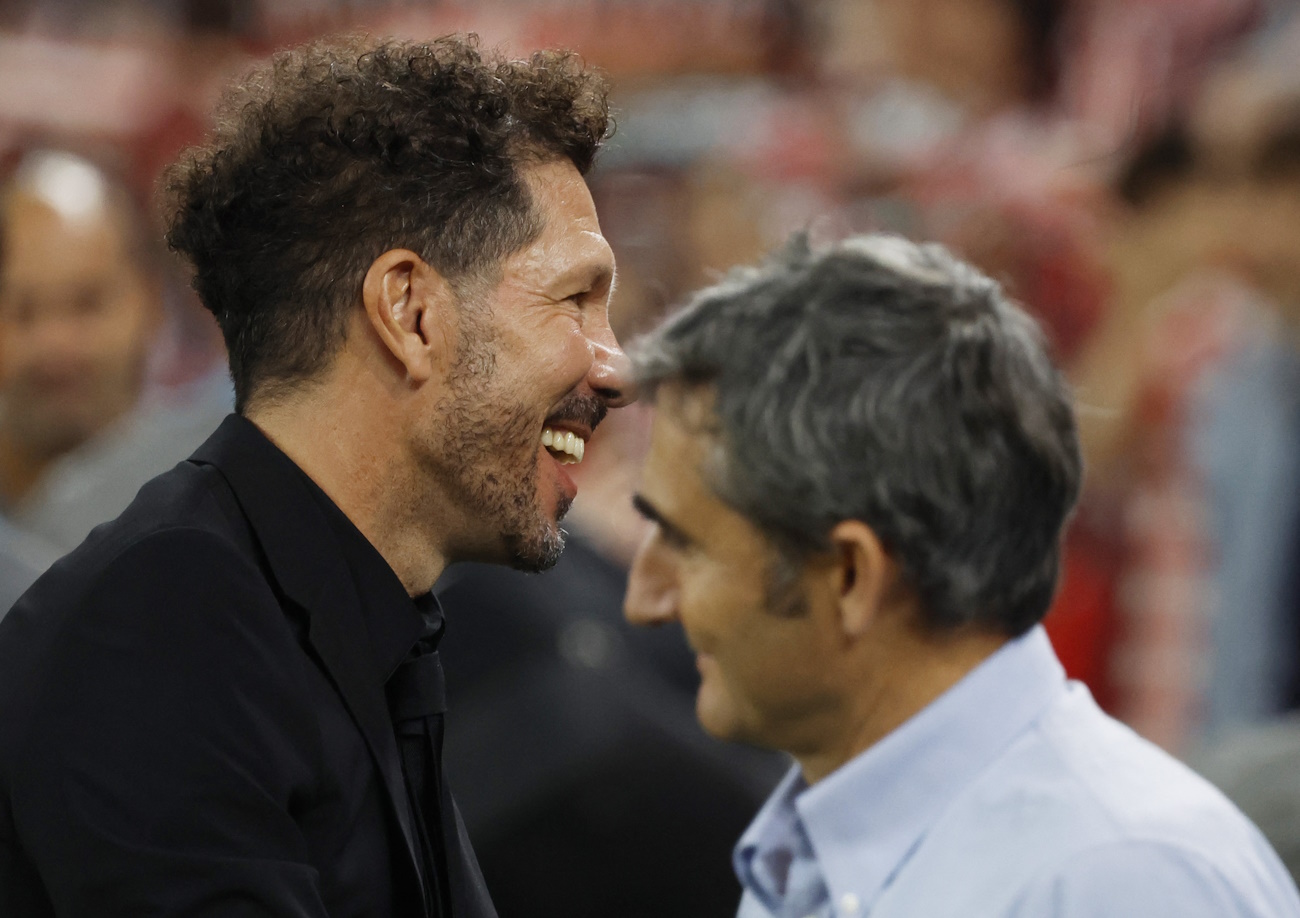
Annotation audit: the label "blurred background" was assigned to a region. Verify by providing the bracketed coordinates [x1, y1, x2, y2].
[3, 0, 1300, 912]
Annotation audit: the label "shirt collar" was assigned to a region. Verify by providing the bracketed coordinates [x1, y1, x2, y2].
[194, 414, 431, 685]
[735, 625, 1066, 914]
[734, 767, 808, 911]
[297, 463, 438, 684]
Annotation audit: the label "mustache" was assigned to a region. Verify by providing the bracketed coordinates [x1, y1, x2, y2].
[545, 391, 607, 432]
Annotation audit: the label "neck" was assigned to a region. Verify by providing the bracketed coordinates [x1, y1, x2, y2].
[796, 623, 1008, 785]
[245, 379, 447, 597]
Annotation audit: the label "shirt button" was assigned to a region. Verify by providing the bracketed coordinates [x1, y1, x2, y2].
[840, 892, 862, 914]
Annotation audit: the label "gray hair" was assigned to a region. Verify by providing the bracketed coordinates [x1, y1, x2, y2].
[631, 233, 1082, 637]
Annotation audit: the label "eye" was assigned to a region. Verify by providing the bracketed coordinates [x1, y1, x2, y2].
[632, 495, 693, 553]
[656, 521, 692, 552]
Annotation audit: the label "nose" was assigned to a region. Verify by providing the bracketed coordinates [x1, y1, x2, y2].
[624, 529, 679, 627]
[587, 333, 636, 409]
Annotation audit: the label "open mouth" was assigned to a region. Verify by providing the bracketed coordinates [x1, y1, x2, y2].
[542, 426, 586, 465]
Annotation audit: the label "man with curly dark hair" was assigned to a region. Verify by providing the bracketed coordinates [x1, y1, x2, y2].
[0, 35, 630, 917]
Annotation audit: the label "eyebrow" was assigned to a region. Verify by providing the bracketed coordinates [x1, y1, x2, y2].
[554, 261, 614, 299]
[631, 493, 692, 546]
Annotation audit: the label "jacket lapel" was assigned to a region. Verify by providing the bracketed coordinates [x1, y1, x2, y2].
[302, 572, 427, 911]
[191, 416, 428, 913]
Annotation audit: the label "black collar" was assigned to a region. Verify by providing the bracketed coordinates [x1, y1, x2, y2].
[190, 414, 430, 684]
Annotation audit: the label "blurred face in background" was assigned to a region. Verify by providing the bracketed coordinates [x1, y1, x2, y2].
[0, 181, 154, 461]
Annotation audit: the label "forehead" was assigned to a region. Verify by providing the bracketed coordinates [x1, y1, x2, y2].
[496, 159, 613, 287]
[642, 385, 718, 504]
[642, 384, 774, 560]
[1, 194, 130, 287]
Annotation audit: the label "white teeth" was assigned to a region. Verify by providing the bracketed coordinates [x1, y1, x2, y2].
[541, 426, 587, 464]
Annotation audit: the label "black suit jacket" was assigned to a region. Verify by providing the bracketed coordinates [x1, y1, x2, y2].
[0, 416, 495, 917]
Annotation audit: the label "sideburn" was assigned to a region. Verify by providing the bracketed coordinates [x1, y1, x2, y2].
[763, 548, 810, 618]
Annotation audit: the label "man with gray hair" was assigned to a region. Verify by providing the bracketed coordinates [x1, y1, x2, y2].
[624, 233, 1300, 917]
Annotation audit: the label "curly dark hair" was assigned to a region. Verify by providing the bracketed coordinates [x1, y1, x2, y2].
[164, 34, 612, 411]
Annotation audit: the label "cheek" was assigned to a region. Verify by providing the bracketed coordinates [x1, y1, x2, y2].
[688, 576, 831, 694]
[625, 539, 679, 624]
[692, 611, 834, 744]
[82, 303, 145, 365]
[547, 323, 595, 382]
[498, 323, 589, 398]
[0, 331, 31, 374]
[678, 564, 767, 655]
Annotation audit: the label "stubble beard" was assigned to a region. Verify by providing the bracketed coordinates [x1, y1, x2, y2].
[429, 312, 570, 572]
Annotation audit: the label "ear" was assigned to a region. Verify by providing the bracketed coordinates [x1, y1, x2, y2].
[827, 520, 895, 639]
[361, 248, 454, 383]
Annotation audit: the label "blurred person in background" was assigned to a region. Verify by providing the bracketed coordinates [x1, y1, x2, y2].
[1060, 9, 1300, 753]
[0, 34, 629, 918]
[826, 0, 1273, 756]
[0, 149, 229, 555]
[625, 233, 1300, 918]
[0, 151, 155, 517]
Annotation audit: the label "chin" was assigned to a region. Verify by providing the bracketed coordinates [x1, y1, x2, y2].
[503, 483, 572, 572]
[502, 518, 567, 573]
[695, 684, 745, 743]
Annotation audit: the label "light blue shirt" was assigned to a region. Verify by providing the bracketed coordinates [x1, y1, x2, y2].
[735, 626, 1300, 918]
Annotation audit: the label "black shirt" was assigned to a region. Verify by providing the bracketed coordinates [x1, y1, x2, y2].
[296, 444, 452, 912]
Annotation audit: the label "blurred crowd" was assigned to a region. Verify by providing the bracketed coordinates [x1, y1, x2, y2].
[3, 0, 1300, 911]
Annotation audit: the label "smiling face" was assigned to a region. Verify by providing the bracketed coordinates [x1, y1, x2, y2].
[421, 159, 629, 571]
[625, 385, 846, 752]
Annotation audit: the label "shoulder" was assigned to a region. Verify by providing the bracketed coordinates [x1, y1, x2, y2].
[7, 457, 259, 626]
[17, 399, 230, 551]
[1024, 683, 1269, 854]
[0, 467, 298, 762]
[1006, 839, 1300, 917]
[876, 683, 1299, 916]
[0, 518, 321, 805]
[0, 519, 57, 621]
[2, 457, 270, 652]
[1, 521, 288, 701]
